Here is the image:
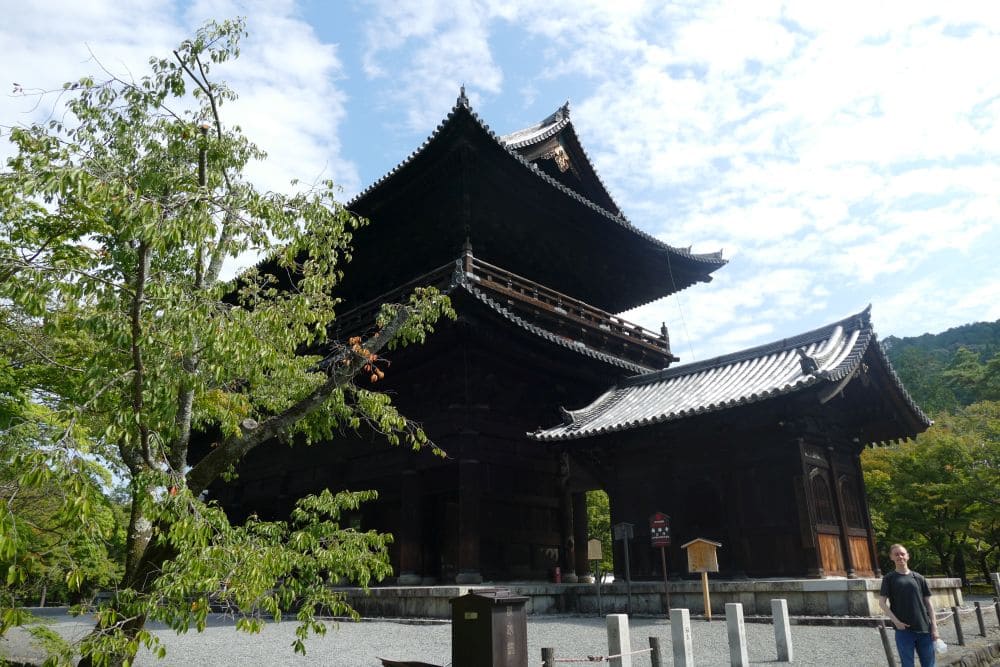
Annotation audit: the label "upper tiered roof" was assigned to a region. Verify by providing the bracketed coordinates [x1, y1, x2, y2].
[341, 91, 726, 314]
[499, 102, 622, 216]
[531, 306, 931, 444]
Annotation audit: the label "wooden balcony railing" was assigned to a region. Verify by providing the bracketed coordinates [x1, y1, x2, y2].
[333, 248, 674, 368]
[466, 256, 672, 363]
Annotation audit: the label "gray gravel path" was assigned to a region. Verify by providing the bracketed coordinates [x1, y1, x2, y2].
[2, 609, 995, 666]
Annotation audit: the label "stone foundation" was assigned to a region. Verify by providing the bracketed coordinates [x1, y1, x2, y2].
[338, 577, 962, 620]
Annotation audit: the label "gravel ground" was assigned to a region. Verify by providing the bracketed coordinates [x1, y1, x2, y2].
[3, 608, 998, 666]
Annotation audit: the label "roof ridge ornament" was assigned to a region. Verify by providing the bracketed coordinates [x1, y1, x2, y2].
[795, 348, 819, 375]
[457, 85, 469, 108]
[559, 406, 575, 425]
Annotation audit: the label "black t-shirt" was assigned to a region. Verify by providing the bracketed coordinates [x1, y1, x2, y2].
[880, 570, 932, 632]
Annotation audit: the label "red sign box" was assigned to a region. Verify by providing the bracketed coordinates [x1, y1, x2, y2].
[649, 512, 671, 548]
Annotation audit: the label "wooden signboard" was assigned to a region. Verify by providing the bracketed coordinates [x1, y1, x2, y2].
[681, 538, 722, 621]
[587, 538, 603, 561]
[681, 538, 721, 573]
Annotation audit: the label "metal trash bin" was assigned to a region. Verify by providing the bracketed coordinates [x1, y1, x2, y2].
[449, 588, 529, 667]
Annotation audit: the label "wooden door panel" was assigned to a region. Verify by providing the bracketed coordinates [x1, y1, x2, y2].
[818, 533, 845, 576]
[849, 535, 874, 577]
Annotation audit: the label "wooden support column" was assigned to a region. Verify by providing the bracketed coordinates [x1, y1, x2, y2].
[723, 465, 748, 577]
[854, 450, 882, 576]
[456, 459, 483, 584]
[796, 440, 823, 577]
[558, 453, 578, 583]
[825, 446, 856, 578]
[397, 470, 423, 585]
[572, 492, 591, 582]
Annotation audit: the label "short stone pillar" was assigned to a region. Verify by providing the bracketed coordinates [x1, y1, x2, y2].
[670, 608, 694, 667]
[772, 598, 793, 662]
[726, 602, 750, 666]
[607, 613, 632, 667]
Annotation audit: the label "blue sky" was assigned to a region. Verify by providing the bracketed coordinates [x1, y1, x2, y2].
[3, 0, 998, 364]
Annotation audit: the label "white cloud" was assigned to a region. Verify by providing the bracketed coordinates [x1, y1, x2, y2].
[361, 0, 504, 130]
[2, 0, 355, 195]
[6, 0, 998, 356]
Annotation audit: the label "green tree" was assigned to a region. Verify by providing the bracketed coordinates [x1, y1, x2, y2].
[1, 19, 452, 665]
[1, 303, 127, 614]
[586, 490, 613, 575]
[862, 401, 1000, 583]
[888, 346, 959, 414]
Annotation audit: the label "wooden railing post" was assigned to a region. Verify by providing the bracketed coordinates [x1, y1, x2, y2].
[648, 637, 663, 667]
[952, 606, 965, 645]
[878, 624, 897, 667]
[975, 601, 987, 636]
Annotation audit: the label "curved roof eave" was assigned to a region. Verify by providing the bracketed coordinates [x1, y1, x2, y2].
[347, 91, 727, 275]
[529, 305, 931, 442]
[499, 102, 625, 217]
[446, 270, 654, 375]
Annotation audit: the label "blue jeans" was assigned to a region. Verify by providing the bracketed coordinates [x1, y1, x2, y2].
[895, 629, 935, 667]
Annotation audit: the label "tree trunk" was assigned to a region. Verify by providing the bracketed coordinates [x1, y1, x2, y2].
[77, 484, 172, 667]
[954, 544, 969, 586]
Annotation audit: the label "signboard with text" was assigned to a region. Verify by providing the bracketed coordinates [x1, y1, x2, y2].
[649, 512, 671, 548]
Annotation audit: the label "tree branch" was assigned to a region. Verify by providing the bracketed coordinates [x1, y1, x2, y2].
[128, 241, 154, 471]
[185, 304, 419, 496]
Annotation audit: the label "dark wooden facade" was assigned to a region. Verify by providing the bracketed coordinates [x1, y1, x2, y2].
[212, 254, 645, 582]
[209, 95, 928, 584]
[573, 389, 885, 580]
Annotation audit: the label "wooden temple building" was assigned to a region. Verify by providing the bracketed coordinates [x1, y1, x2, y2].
[209, 91, 930, 586]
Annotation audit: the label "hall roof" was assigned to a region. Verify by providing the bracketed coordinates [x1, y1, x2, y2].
[531, 306, 931, 442]
[344, 90, 726, 313]
[499, 102, 622, 216]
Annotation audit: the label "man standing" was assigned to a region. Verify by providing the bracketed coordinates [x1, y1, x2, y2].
[879, 543, 939, 667]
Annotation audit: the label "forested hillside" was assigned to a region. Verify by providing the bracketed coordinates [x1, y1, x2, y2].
[883, 319, 1000, 412]
[863, 318, 999, 583]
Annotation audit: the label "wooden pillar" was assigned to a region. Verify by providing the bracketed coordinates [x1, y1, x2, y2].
[796, 440, 823, 577]
[456, 459, 482, 584]
[825, 446, 856, 577]
[572, 492, 591, 581]
[397, 470, 423, 585]
[558, 453, 578, 582]
[723, 465, 748, 577]
[854, 450, 882, 576]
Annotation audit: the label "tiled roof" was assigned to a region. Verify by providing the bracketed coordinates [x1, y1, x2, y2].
[348, 91, 726, 270]
[450, 266, 653, 374]
[499, 102, 572, 148]
[500, 102, 624, 217]
[531, 306, 931, 441]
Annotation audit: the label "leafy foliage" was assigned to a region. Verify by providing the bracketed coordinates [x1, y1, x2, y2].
[865, 325, 999, 583]
[585, 490, 613, 575]
[884, 318, 1000, 412]
[1, 18, 453, 665]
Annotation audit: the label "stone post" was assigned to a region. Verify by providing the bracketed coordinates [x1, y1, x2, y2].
[607, 613, 632, 667]
[726, 602, 750, 666]
[772, 598, 793, 662]
[670, 608, 694, 667]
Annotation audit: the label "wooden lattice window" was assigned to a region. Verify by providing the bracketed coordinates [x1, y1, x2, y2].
[810, 469, 837, 526]
[839, 477, 865, 528]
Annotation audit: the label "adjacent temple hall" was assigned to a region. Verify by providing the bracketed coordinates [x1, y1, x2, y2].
[209, 91, 930, 585]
